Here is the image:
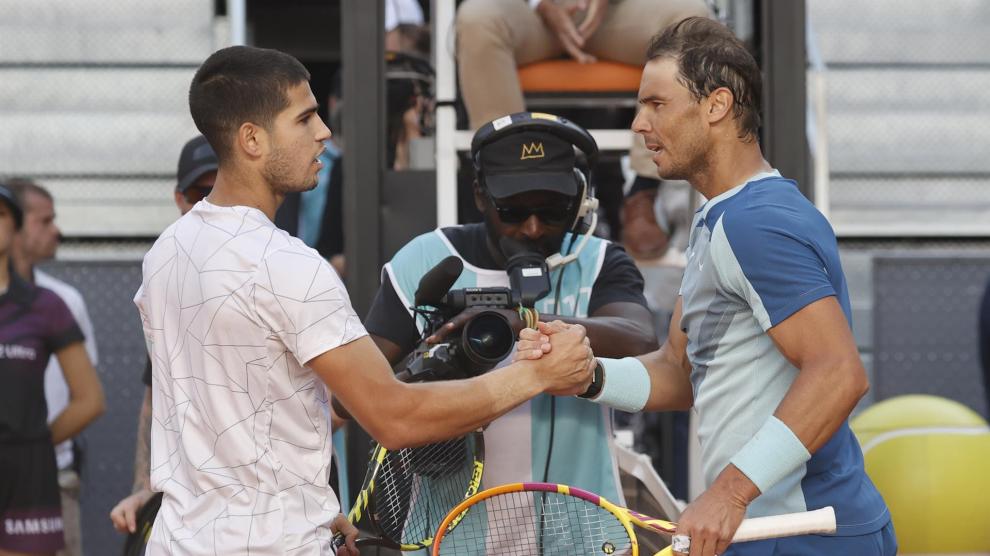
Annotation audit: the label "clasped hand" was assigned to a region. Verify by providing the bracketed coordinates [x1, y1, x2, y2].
[515, 320, 596, 396]
[536, 0, 608, 64]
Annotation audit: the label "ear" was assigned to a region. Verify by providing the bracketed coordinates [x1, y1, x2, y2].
[706, 87, 734, 126]
[236, 122, 268, 160]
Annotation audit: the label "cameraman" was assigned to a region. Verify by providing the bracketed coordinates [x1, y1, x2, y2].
[365, 112, 657, 500]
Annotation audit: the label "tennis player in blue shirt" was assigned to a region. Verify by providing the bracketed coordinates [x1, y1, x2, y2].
[518, 17, 896, 556]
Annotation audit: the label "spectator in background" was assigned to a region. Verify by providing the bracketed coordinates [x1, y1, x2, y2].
[6, 179, 100, 556]
[108, 135, 217, 535]
[385, 0, 430, 56]
[172, 135, 217, 213]
[386, 51, 434, 171]
[456, 0, 709, 129]
[0, 183, 104, 556]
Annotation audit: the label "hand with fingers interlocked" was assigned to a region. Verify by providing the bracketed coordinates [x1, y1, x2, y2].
[535, 0, 608, 64]
[517, 320, 596, 396]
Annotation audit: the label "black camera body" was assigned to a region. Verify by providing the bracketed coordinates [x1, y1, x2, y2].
[397, 253, 551, 383]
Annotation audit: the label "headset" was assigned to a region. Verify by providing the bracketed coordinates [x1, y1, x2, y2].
[470, 112, 600, 270]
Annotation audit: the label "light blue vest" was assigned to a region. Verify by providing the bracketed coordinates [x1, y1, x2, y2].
[383, 228, 623, 502]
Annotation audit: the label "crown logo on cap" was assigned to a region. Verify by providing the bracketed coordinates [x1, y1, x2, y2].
[520, 142, 545, 160]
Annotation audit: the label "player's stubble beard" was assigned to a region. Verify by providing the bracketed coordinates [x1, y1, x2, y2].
[263, 143, 318, 195]
[658, 128, 712, 183]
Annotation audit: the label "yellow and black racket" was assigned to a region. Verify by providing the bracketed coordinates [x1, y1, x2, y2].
[430, 482, 836, 556]
[121, 491, 163, 556]
[332, 430, 485, 552]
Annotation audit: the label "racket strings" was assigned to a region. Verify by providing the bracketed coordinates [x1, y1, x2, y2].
[372, 435, 478, 544]
[437, 491, 633, 556]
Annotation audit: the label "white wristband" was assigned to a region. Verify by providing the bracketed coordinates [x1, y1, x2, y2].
[730, 416, 811, 494]
[590, 357, 651, 413]
[529, 0, 543, 9]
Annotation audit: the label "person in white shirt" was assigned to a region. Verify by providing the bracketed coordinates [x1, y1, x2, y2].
[134, 45, 596, 556]
[8, 178, 101, 556]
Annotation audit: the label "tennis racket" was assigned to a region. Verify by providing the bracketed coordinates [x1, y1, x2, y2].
[121, 491, 163, 556]
[331, 429, 485, 552]
[430, 482, 836, 556]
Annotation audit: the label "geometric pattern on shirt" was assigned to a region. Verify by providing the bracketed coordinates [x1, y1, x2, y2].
[134, 202, 365, 555]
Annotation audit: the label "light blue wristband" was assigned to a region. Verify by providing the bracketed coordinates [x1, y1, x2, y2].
[589, 357, 651, 413]
[729, 416, 811, 494]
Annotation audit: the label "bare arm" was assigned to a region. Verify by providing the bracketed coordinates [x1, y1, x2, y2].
[540, 301, 659, 358]
[50, 342, 105, 444]
[312, 328, 593, 450]
[633, 297, 693, 410]
[675, 296, 869, 555]
[371, 333, 407, 367]
[767, 295, 869, 451]
[109, 385, 154, 534]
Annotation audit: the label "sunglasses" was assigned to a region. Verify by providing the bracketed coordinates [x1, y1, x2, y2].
[182, 186, 213, 205]
[491, 198, 574, 226]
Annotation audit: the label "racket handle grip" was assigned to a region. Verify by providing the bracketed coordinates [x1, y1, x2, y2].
[733, 506, 836, 541]
[651, 506, 837, 556]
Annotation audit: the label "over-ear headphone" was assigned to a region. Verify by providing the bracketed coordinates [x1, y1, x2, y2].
[471, 112, 599, 232]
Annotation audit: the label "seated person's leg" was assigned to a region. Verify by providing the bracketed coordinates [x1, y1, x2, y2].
[583, 0, 712, 64]
[456, 0, 563, 129]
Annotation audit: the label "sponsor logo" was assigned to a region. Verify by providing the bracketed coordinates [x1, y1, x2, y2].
[0, 344, 37, 360]
[4, 517, 64, 535]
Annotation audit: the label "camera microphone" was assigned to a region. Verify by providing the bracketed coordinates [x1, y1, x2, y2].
[414, 256, 464, 307]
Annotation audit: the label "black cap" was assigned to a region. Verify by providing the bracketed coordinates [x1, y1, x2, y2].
[0, 185, 23, 229]
[477, 130, 578, 200]
[176, 135, 218, 192]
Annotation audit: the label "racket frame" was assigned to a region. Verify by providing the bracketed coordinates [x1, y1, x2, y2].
[337, 430, 486, 551]
[431, 482, 837, 556]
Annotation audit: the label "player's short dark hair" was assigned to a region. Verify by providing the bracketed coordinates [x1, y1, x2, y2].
[646, 17, 762, 141]
[189, 46, 311, 159]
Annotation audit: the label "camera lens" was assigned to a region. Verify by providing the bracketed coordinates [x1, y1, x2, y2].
[461, 311, 514, 368]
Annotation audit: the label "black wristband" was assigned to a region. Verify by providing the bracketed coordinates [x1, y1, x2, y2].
[578, 359, 604, 399]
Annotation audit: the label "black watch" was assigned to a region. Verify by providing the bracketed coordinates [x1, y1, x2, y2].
[578, 359, 604, 399]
